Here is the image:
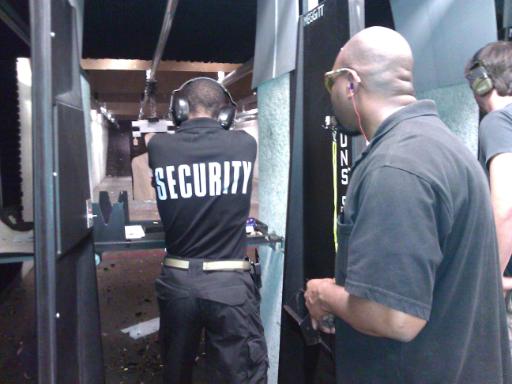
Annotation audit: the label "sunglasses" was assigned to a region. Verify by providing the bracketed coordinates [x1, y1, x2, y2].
[324, 67, 360, 94]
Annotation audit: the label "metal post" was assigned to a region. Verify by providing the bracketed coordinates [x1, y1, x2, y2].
[0, 157, 3, 209]
[348, 0, 366, 161]
[348, 0, 365, 38]
[504, 0, 512, 40]
[149, 0, 179, 81]
[29, 0, 57, 382]
[139, 0, 179, 119]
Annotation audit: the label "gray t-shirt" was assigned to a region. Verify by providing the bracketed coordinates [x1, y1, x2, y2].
[478, 103, 512, 276]
[478, 103, 512, 176]
[335, 100, 512, 383]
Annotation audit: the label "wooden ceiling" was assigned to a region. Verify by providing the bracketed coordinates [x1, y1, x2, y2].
[80, 0, 258, 120]
[0, 0, 257, 121]
[3, 0, 464, 120]
[83, 59, 253, 121]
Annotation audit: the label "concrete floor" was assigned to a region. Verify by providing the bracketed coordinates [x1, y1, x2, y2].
[0, 271, 37, 383]
[98, 249, 165, 384]
[0, 248, 213, 384]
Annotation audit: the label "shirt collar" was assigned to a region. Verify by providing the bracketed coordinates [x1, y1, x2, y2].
[353, 100, 439, 170]
[177, 117, 224, 133]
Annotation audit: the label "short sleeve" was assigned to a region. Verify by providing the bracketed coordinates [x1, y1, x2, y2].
[238, 131, 258, 162]
[345, 166, 447, 320]
[479, 110, 512, 169]
[147, 140, 155, 169]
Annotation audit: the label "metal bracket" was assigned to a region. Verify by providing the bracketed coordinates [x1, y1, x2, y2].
[85, 199, 96, 229]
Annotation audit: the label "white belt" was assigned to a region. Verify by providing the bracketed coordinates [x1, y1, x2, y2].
[163, 257, 251, 271]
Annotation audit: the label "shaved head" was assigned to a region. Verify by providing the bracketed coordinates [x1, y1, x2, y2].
[335, 26, 415, 98]
[181, 78, 230, 117]
[329, 27, 417, 139]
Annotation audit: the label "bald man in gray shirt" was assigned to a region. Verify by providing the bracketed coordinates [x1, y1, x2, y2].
[305, 27, 511, 383]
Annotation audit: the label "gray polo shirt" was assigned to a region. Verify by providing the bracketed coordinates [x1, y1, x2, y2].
[478, 102, 512, 177]
[335, 100, 511, 383]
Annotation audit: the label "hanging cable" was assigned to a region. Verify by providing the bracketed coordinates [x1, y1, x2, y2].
[323, 115, 340, 252]
[332, 136, 339, 253]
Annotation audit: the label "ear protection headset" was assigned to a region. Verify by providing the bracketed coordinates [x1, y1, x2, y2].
[467, 61, 494, 96]
[169, 77, 237, 129]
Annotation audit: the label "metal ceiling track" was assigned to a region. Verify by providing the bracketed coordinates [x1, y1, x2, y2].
[0, 0, 30, 46]
[149, 0, 179, 82]
[139, 0, 179, 120]
[220, 58, 254, 88]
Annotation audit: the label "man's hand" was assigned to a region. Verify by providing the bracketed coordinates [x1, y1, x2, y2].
[305, 277, 426, 341]
[304, 278, 336, 334]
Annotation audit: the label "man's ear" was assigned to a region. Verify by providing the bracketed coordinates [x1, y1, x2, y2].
[345, 68, 361, 97]
[348, 82, 355, 95]
[476, 88, 497, 113]
[347, 82, 358, 98]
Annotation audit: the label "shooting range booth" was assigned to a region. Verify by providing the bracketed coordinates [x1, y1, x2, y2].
[0, 0, 504, 382]
[279, 0, 367, 382]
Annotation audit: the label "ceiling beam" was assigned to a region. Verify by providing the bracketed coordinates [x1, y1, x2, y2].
[221, 58, 253, 87]
[81, 59, 241, 72]
[0, 0, 30, 46]
[94, 92, 168, 103]
[102, 101, 169, 116]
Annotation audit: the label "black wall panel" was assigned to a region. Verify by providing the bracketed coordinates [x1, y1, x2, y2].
[302, 0, 351, 280]
[0, 59, 22, 209]
[56, 103, 90, 255]
[31, 0, 104, 382]
[280, 17, 309, 384]
[280, 1, 353, 383]
[55, 236, 103, 383]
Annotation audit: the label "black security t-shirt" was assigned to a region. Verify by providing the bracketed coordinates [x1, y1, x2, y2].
[478, 102, 512, 176]
[336, 101, 512, 383]
[147, 118, 256, 260]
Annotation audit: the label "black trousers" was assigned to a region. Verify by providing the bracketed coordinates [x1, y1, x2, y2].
[156, 260, 268, 384]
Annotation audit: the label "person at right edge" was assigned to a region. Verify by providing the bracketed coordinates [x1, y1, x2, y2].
[465, 41, 512, 353]
[304, 27, 512, 383]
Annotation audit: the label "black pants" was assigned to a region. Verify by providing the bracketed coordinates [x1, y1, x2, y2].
[156, 260, 268, 384]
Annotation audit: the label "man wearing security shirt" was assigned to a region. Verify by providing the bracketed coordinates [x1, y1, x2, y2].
[148, 77, 268, 384]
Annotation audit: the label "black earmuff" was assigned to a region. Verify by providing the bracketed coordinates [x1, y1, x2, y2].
[169, 77, 237, 129]
[467, 61, 494, 96]
[171, 97, 189, 126]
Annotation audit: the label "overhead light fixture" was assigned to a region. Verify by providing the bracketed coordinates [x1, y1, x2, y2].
[95, 101, 118, 126]
[16, 58, 32, 87]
